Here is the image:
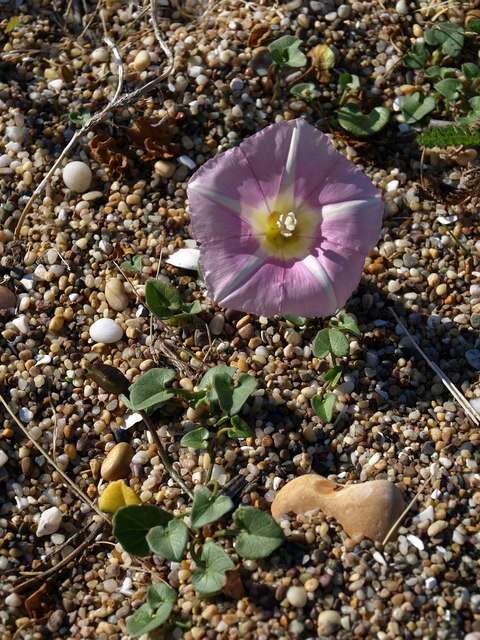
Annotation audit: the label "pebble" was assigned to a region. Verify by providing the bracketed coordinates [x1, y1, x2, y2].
[209, 313, 225, 335]
[36, 506, 62, 537]
[133, 50, 151, 72]
[154, 159, 175, 178]
[427, 520, 448, 538]
[317, 610, 341, 635]
[0, 450, 7, 468]
[5, 593, 22, 608]
[286, 586, 307, 608]
[105, 278, 129, 311]
[100, 442, 134, 481]
[89, 318, 123, 343]
[0, 285, 16, 310]
[395, 0, 408, 14]
[62, 161, 92, 193]
[91, 47, 109, 63]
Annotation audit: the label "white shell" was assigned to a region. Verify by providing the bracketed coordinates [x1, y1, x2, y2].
[89, 318, 123, 343]
[62, 161, 92, 193]
[36, 506, 62, 537]
[166, 248, 200, 271]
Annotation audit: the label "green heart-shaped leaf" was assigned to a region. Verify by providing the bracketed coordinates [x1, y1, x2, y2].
[226, 415, 252, 439]
[212, 371, 234, 415]
[324, 365, 343, 387]
[191, 541, 234, 596]
[230, 374, 257, 415]
[311, 392, 336, 422]
[126, 583, 176, 637]
[128, 368, 176, 411]
[147, 519, 188, 562]
[198, 365, 235, 403]
[233, 507, 284, 559]
[191, 487, 233, 529]
[337, 104, 390, 137]
[336, 311, 361, 337]
[180, 427, 210, 450]
[434, 78, 462, 101]
[401, 92, 436, 124]
[113, 505, 172, 557]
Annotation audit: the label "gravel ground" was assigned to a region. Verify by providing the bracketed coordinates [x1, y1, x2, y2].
[0, 1, 479, 639]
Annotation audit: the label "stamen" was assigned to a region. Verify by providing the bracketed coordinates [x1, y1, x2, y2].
[277, 211, 297, 237]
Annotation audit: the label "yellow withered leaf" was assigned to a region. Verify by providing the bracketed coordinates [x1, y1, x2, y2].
[99, 480, 141, 514]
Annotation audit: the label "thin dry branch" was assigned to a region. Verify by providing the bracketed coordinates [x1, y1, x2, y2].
[14, 520, 106, 594]
[0, 395, 110, 523]
[14, 0, 174, 238]
[382, 475, 432, 545]
[390, 309, 480, 426]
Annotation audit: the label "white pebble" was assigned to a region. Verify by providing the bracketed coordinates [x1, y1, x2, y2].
[11, 315, 29, 334]
[5, 593, 22, 608]
[89, 318, 123, 344]
[286, 585, 307, 608]
[36, 506, 62, 537]
[0, 450, 8, 467]
[91, 47, 109, 63]
[62, 161, 92, 193]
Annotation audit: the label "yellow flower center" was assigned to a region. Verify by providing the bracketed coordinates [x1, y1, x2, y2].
[251, 199, 318, 261]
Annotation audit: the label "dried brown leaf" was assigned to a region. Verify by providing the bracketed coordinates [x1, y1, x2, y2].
[126, 113, 183, 161]
[89, 131, 129, 179]
[308, 44, 335, 83]
[248, 24, 271, 47]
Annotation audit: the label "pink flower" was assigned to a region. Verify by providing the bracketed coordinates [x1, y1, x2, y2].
[187, 119, 383, 317]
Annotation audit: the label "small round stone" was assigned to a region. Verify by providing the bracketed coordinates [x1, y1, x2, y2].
[36, 506, 62, 537]
[105, 278, 129, 312]
[286, 585, 307, 608]
[89, 318, 123, 343]
[133, 50, 151, 71]
[154, 160, 175, 178]
[62, 161, 92, 193]
[101, 443, 134, 481]
[317, 610, 341, 635]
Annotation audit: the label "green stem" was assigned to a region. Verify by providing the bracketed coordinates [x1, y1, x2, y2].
[140, 411, 194, 499]
[213, 528, 239, 538]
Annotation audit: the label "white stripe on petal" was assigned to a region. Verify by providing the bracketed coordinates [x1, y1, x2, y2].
[188, 183, 252, 222]
[302, 255, 338, 311]
[215, 254, 265, 304]
[277, 120, 301, 206]
[321, 198, 379, 219]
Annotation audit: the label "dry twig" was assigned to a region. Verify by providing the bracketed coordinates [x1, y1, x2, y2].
[14, 0, 174, 238]
[390, 309, 480, 426]
[0, 395, 110, 523]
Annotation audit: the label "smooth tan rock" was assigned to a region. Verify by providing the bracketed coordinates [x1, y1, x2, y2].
[317, 610, 341, 635]
[271, 474, 405, 542]
[100, 442, 133, 481]
[105, 278, 129, 311]
[0, 285, 16, 310]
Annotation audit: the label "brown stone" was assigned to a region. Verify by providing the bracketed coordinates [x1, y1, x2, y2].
[0, 285, 16, 310]
[271, 474, 405, 542]
[100, 442, 133, 481]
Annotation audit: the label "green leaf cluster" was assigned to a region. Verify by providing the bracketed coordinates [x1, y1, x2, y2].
[146, 280, 202, 325]
[424, 22, 464, 58]
[310, 311, 360, 422]
[268, 35, 307, 68]
[113, 502, 284, 600]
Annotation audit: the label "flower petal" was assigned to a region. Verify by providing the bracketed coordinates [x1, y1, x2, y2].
[320, 197, 383, 252]
[313, 241, 368, 310]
